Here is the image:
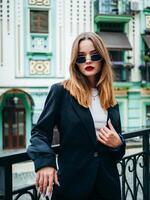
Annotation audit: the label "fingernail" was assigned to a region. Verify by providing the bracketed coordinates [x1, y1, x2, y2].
[42, 192, 46, 197]
[57, 182, 60, 186]
[46, 192, 52, 197]
[37, 188, 40, 193]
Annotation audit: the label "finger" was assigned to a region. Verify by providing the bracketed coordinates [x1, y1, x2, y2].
[45, 187, 53, 198]
[98, 130, 108, 143]
[47, 174, 54, 194]
[108, 119, 115, 131]
[97, 133, 107, 145]
[103, 126, 112, 134]
[100, 128, 109, 138]
[38, 174, 44, 193]
[36, 173, 40, 188]
[42, 174, 49, 194]
[54, 171, 60, 186]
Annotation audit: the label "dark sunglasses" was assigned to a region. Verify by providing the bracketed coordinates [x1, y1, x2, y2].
[76, 53, 103, 64]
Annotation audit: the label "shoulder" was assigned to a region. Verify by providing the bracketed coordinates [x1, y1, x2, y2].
[113, 103, 119, 109]
[50, 82, 64, 92]
[108, 103, 120, 112]
[49, 82, 67, 97]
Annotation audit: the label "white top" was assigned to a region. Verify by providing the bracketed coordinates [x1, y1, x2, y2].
[89, 88, 108, 136]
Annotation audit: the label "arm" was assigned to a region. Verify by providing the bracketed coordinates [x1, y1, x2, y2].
[27, 84, 62, 196]
[27, 83, 61, 171]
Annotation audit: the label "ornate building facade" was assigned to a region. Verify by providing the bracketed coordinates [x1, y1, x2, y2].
[0, 0, 93, 150]
[0, 0, 150, 150]
[94, 0, 150, 131]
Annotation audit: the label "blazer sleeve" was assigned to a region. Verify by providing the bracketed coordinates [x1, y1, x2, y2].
[27, 83, 61, 172]
[108, 104, 126, 161]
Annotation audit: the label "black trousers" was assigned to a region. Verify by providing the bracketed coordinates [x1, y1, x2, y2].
[51, 189, 108, 200]
[88, 189, 109, 200]
[51, 195, 106, 200]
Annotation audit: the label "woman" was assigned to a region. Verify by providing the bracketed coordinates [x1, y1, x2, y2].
[27, 32, 126, 200]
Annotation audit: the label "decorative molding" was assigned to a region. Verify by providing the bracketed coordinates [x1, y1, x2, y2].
[59, 26, 62, 74]
[0, 88, 48, 95]
[0, 19, 3, 67]
[31, 35, 48, 51]
[27, 52, 52, 62]
[114, 89, 128, 96]
[15, 0, 24, 77]
[146, 15, 150, 29]
[27, 51, 52, 58]
[29, 60, 50, 75]
[17, 25, 21, 74]
[6, 0, 10, 34]
[95, 15, 132, 23]
[56, 0, 64, 76]
[0, 89, 8, 96]
[29, 0, 50, 6]
[69, 0, 91, 34]
[141, 88, 150, 95]
[0, 0, 3, 66]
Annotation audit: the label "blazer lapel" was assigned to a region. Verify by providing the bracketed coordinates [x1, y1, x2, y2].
[70, 96, 97, 148]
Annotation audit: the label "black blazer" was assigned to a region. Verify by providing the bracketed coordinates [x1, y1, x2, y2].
[27, 83, 126, 200]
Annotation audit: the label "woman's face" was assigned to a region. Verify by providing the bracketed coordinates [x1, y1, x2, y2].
[76, 39, 102, 83]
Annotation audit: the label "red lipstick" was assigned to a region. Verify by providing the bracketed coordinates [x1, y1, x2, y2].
[85, 66, 94, 71]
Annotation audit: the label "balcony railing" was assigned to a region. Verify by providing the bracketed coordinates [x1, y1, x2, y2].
[0, 129, 150, 200]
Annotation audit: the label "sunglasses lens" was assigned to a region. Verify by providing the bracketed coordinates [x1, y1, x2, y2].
[76, 56, 86, 64]
[91, 54, 102, 61]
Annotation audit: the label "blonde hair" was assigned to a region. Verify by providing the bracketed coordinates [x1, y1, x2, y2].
[63, 32, 116, 110]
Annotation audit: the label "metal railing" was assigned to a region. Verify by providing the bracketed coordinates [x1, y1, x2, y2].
[0, 128, 149, 200]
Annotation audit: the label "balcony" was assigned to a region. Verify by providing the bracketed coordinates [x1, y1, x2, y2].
[0, 129, 150, 200]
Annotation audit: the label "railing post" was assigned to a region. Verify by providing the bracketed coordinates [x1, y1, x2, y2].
[121, 159, 126, 200]
[143, 130, 150, 200]
[0, 164, 12, 200]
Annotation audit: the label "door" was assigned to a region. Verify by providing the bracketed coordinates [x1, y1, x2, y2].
[2, 97, 26, 149]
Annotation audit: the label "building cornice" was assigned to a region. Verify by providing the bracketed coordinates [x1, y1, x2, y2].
[94, 14, 132, 23]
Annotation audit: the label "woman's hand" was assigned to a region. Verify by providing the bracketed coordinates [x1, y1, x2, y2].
[97, 119, 122, 148]
[36, 167, 59, 197]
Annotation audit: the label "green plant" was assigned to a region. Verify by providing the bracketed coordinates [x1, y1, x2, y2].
[144, 55, 150, 62]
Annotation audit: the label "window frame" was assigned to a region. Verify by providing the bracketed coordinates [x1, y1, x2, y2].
[30, 10, 49, 34]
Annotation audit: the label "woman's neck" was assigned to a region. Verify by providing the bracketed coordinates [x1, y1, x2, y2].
[87, 76, 97, 88]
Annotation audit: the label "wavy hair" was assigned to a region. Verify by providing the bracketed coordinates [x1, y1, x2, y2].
[63, 32, 116, 110]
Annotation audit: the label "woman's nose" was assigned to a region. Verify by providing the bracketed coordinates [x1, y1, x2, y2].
[85, 54, 92, 63]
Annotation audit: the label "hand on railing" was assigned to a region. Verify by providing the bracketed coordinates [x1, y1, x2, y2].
[36, 167, 60, 198]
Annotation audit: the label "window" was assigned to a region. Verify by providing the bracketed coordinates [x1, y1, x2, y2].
[30, 10, 48, 33]
[100, 22, 124, 32]
[99, 0, 118, 14]
[110, 51, 124, 81]
[109, 51, 123, 64]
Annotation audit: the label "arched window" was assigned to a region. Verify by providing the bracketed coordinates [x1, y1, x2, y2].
[2, 96, 26, 149]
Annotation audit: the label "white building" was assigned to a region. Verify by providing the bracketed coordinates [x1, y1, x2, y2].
[0, 0, 150, 150]
[0, 0, 94, 150]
